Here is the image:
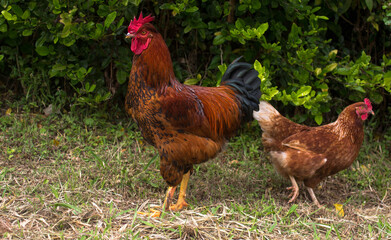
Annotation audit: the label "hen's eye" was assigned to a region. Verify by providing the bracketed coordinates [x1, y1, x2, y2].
[141, 31, 147, 35]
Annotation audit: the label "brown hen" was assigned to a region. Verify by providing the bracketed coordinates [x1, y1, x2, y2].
[253, 99, 374, 207]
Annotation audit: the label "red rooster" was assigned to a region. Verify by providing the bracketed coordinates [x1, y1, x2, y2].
[125, 13, 261, 216]
[253, 99, 374, 207]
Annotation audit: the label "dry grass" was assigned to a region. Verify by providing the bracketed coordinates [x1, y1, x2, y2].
[0, 112, 390, 239]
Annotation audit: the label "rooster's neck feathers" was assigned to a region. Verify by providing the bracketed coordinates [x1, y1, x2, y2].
[133, 30, 176, 92]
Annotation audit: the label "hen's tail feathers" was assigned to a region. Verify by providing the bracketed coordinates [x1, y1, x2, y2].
[221, 61, 262, 122]
[253, 101, 281, 130]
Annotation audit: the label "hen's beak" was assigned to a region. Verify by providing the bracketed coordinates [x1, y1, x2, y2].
[125, 33, 134, 39]
[369, 110, 375, 115]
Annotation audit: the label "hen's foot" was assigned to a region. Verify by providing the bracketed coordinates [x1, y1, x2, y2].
[287, 175, 299, 203]
[306, 187, 322, 208]
[287, 186, 299, 203]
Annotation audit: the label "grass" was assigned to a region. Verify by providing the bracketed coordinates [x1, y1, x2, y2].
[0, 105, 390, 239]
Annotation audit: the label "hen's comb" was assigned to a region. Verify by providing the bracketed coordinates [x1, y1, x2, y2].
[364, 98, 372, 110]
[128, 13, 155, 34]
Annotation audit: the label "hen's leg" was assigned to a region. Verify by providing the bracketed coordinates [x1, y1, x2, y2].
[306, 187, 322, 208]
[137, 186, 177, 217]
[169, 171, 190, 211]
[287, 175, 299, 203]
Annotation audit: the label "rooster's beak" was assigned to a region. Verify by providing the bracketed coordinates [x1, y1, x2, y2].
[125, 33, 134, 39]
[369, 110, 375, 115]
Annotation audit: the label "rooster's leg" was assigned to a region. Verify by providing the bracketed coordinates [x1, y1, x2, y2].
[287, 175, 299, 203]
[162, 186, 177, 211]
[306, 187, 322, 208]
[137, 186, 177, 217]
[169, 171, 190, 211]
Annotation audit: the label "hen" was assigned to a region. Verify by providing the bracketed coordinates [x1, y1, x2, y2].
[125, 13, 261, 216]
[253, 99, 374, 207]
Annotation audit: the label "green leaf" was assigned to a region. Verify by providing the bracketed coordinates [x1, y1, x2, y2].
[0, 24, 7, 32]
[11, 4, 23, 17]
[52, 64, 66, 71]
[61, 24, 71, 38]
[97, 4, 109, 17]
[184, 25, 192, 34]
[21, 10, 30, 20]
[199, 28, 205, 39]
[2, 10, 17, 21]
[0, 54, 4, 61]
[28, 2, 37, 11]
[254, 60, 262, 72]
[53, 0, 60, 9]
[235, 19, 244, 29]
[266, 88, 279, 99]
[116, 69, 128, 84]
[22, 29, 33, 36]
[62, 37, 75, 47]
[94, 23, 104, 39]
[351, 85, 366, 93]
[369, 91, 383, 104]
[35, 46, 50, 56]
[315, 115, 323, 125]
[129, 0, 143, 6]
[87, 84, 96, 93]
[383, 75, 391, 91]
[116, 17, 125, 31]
[213, 35, 225, 45]
[184, 78, 200, 85]
[365, 0, 373, 11]
[159, 3, 173, 10]
[256, 22, 269, 37]
[238, 4, 247, 12]
[314, 68, 322, 76]
[104, 11, 117, 29]
[317, 16, 329, 20]
[296, 86, 312, 97]
[288, 23, 301, 45]
[328, 49, 338, 58]
[335, 67, 350, 75]
[185, 6, 198, 13]
[370, 21, 379, 31]
[252, 0, 261, 10]
[218, 64, 227, 75]
[323, 63, 338, 73]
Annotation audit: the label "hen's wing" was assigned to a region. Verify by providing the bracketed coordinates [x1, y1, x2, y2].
[282, 126, 340, 154]
[271, 128, 341, 180]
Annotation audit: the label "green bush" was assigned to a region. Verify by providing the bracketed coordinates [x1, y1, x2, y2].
[1, 0, 390, 126]
[0, 0, 138, 109]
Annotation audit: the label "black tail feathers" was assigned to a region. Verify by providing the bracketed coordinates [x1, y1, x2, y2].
[221, 59, 262, 122]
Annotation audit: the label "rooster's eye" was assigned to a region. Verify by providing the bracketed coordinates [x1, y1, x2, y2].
[141, 31, 147, 35]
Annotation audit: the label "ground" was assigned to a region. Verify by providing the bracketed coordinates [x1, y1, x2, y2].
[0, 109, 390, 239]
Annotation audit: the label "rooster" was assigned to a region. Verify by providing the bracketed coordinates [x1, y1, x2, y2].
[125, 13, 261, 216]
[253, 99, 374, 207]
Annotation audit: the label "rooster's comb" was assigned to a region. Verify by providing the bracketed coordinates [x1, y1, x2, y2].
[128, 13, 155, 34]
[364, 98, 372, 110]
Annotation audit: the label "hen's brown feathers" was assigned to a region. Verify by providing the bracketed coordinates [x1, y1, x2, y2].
[253, 101, 373, 198]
